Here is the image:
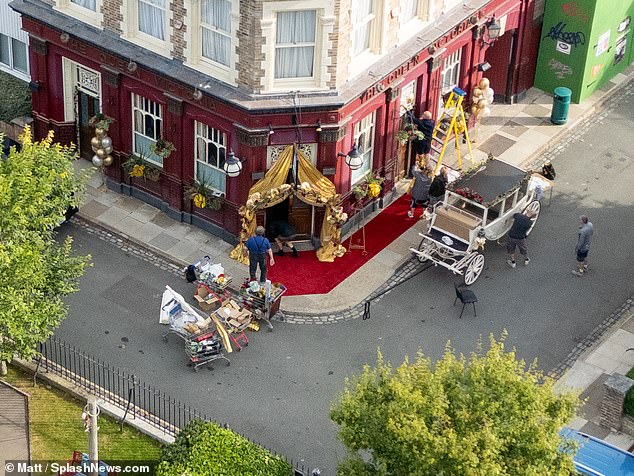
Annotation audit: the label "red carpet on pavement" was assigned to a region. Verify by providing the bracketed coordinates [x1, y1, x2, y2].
[267, 195, 416, 296]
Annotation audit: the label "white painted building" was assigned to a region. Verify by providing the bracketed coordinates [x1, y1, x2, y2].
[0, 0, 29, 81]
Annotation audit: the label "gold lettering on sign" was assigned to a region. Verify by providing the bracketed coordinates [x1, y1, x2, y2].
[361, 55, 420, 103]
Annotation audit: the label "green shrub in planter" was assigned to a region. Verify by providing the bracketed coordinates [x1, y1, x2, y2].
[0, 72, 31, 122]
[157, 419, 292, 476]
[624, 367, 634, 417]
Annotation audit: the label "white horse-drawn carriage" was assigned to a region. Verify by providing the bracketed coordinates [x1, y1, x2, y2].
[410, 158, 542, 284]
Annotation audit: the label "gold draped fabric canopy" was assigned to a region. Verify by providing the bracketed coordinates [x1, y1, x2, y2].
[229, 145, 348, 264]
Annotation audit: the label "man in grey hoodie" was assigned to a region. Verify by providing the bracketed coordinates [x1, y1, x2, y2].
[572, 215, 593, 276]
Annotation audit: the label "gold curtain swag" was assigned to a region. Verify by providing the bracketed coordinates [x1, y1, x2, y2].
[229, 145, 348, 264]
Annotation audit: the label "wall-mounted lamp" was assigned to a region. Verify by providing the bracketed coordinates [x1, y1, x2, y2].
[127, 60, 138, 73]
[315, 120, 322, 132]
[268, 124, 274, 135]
[193, 89, 203, 101]
[28, 81, 40, 92]
[60, 32, 70, 43]
[482, 16, 501, 45]
[337, 143, 363, 171]
[223, 150, 243, 178]
[427, 45, 437, 55]
[477, 61, 492, 72]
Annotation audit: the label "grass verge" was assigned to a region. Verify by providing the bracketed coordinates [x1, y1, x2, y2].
[3, 365, 162, 465]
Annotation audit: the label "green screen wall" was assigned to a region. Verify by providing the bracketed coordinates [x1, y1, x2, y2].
[534, 0, 634, 103]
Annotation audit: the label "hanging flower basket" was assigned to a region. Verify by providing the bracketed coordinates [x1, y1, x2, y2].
[88, 113, 115, 131]
[185, 179, 223, 211]
[353, 171, 385, 201]
[150, 138, 175, 159]
[122, 153, 162, 182]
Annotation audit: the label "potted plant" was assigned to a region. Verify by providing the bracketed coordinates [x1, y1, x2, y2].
[150, 138, 175, 159]
[122, 153, 162, 182]
[185, 179, 223, 211]
[353, 172, 385, 202]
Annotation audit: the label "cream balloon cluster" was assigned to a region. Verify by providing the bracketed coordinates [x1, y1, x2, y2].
[91, 128, 114, 167]
[471, 77, 494, 120]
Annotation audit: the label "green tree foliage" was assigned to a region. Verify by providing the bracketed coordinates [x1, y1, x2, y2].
[0, 128, 90, 362]
[331, 335, 580, 476]
[157, 419, 292, 476]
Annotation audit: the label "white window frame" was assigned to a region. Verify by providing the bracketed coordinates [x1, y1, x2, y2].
[62, 58, 102, 122]
[260, 0, 335, 93]
[132, 93, 164, 167]
[349, 0, 386, 79]
[397, 0, 431, 44]
[351, 110, 376, 185]
[183, 0, 238, 85]
[274, 10, 317, 80]
[122, 0, 172, 57]
[0, 34, 29, 78]
[54, 0, 103, 26]
[438, 48, 462, 114]
[194, 121, 227, 195]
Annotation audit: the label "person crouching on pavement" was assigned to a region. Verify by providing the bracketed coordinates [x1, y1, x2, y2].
[506, 208, 536, 268]
[268, 220, 300, 257]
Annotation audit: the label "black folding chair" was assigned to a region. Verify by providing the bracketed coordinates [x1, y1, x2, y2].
[453, 283, 477, 319]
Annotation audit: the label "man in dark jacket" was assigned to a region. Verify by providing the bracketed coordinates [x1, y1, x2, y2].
[506, 209, 536, 268]
[428, 166, 448, 206]
[411, 111, 436, 162]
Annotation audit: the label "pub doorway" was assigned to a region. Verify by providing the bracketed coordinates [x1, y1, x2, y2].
[265, 195, 314, 245]
[77, 90, 100, 160]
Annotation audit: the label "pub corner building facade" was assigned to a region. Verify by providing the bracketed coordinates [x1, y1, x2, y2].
[10, 0, 543, 246]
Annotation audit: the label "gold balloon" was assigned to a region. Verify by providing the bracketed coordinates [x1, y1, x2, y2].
[91, 137, 101, 149]
[478, 77, 490, 90]
[471, 105, 478, 115]
[477, 98, 489, 109]
[96, 148, 107, 159]
[95, 128, 105, 138]
[103, 155, 113, 167]
[472, 87, 483, 98]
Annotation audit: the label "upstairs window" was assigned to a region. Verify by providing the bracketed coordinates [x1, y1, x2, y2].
[353, 0, 375, 56]
[132, 94, 163, 166]
[275, 10, 316, 79]
[71, 0, 96, 11]
[195, 122, 227, 194]
[401, 0, 418, 23]
[201, 0, 231, 66]
[0, 35, 28, 74]
[138, 0, 166, 40]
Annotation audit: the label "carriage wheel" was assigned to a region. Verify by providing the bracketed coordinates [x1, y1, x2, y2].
[463, 253, 485, 285]
[416, 241, 434, 263]
[525, 201, 541, 236]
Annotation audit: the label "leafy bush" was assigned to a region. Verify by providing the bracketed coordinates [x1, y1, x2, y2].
[0, 71, 31, 122]
[157, 419, 292, 476]
[624, 366, 634, 417]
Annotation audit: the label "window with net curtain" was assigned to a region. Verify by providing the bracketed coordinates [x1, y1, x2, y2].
[71, 0, 96, 11]
[351, 111, 376, 184]
[275, 10, 316, 79]
[353, 0, 374, 56]
[195, 121, 227, 194]
[201, 0, 231, 66]
[401, 0, 418, 23]
[138, 0, 166, 40]
[132, 94, 163, 166]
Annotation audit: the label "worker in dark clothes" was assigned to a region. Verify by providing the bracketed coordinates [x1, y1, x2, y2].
[410, 111, 436, 163]
[245, 225, 275, 283]
[268, 220, 299, 257]
[506, 209, 537, 268]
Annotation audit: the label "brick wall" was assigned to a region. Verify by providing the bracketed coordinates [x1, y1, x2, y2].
[326, 0, 341, 89]
[600, 373, 634, 431]
[170, 0, 187, 61]
[236, 0, 265, 93]
[622, 414, 634, 437]
[336, 0, 352, 88]
[102, 0, 122, 34]
[385, 0, 399, 49]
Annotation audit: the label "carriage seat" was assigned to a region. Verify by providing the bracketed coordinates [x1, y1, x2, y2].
[432, 206, 481, 243]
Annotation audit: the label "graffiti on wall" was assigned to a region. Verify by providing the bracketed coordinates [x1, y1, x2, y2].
[544, 22, 586, 47]
[561, 2, 589, 22]
[549, 58, 573, 79]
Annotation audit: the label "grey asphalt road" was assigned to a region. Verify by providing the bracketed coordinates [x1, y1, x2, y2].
[54, 89, 634, 474]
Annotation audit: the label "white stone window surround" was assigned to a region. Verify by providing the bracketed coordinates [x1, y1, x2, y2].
[351, 109, 376, 185]
[121, 0, 172, 58]
[183, 0, 239, 86]
[132, 92, 164, 166]
[62, 57, 102, 122]
[53, 0, 104, 27]
[397, 0, 431, 45]
[261, 0, 335, 93]
[194, 120, 228, 194]
[348, 0, 387, 80]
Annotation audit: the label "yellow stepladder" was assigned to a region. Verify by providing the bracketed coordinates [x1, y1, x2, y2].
[430, 86, 474, 174]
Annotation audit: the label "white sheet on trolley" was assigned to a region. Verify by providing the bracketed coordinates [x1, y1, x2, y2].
[159, 285, 206, 327]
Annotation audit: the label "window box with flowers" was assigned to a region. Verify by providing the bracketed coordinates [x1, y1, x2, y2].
[122, 153, 162, 182]
[185, 179, 224, 211]
[353, 172, 385, 202]
[150, 138, 175, 159]
[396, 127, 424, 145]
